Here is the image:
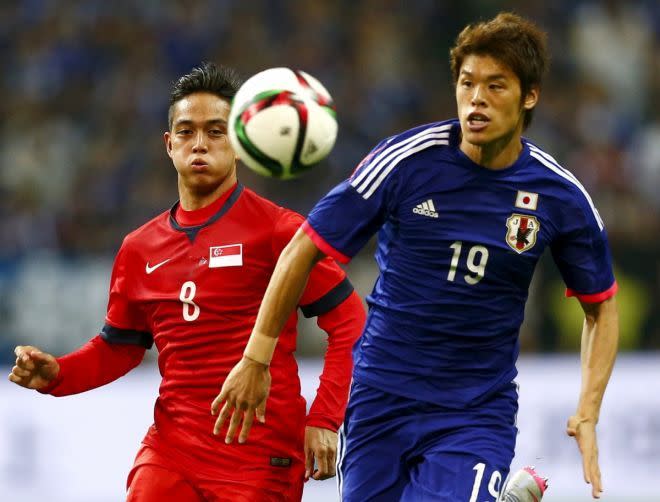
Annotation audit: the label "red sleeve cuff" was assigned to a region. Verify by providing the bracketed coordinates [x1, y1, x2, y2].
[305, 414, 341, 432]
[565, 280, 618, 303]
[37, 358, 65, 394]
[301, 221, 351, 264]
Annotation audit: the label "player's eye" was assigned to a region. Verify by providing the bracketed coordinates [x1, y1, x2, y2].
[460, 80, 472, 88]
[176, 129, 192, 135]
[209, 129, 225, 136]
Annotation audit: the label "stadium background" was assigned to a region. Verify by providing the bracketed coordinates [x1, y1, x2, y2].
[0, 0, 658, 500]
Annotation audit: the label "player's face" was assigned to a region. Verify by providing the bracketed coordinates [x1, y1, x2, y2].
[456, 54, 538, 153]
[165, 92, 237, 200]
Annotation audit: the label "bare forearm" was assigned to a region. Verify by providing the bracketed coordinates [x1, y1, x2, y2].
[254, 229, 323, 339]
[245, 229, 324, 364]
[576, 296, 619, 422]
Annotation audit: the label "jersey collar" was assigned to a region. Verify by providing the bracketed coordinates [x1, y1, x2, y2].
[169, 183, 244, 242]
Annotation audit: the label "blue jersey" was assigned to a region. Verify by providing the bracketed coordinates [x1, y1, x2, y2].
[304, 119, 616, 408]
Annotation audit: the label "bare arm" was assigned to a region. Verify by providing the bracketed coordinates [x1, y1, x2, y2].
[248, 228, 325, 359]
[211, 229, 324, 443]
[567, 295, 619, 499]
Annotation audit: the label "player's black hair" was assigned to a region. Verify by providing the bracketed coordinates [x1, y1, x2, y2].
[450, 12, 549, 130]
[168, 62, 242, 129]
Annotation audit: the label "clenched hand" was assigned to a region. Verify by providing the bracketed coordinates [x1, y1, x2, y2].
[8, 346, 59, 390]
[305, 426, 337, 481]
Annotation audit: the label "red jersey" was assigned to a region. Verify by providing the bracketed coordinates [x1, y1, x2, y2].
[99, 183, 357, 473]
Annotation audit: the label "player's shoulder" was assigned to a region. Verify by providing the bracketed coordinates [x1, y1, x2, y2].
[524, 139, 604, 227]
[380, 118, 457, 153]
[524, 139, 588, 196]
[121, 209, 171, 250]
[350, 119, 457, 189]
[240, 186, 303, 225]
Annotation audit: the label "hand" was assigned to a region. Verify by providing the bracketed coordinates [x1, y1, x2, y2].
[567, 415, 602, 498]
[8, 346, 59, 390]
[211, 356, 271, 444]
[304, 426, 337, 481]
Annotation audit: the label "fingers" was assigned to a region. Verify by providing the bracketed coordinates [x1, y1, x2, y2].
[15, 353, 35, 371]
[8, 361, 34, 387]
[568, 416, 603, 499]
[213, 402, 231, 435]
[212, 396, 263, 443]
[238, 411, 254, 444]
[226, 405, 252, 444]
[14, 345, 31, 358]
[305, 446, 314, 481]
[29, 350, 52, 365]
[8, 365, 34, 388]
[587, 455, 602, 498]
[210, 388, 228, 416]
[213, 405, 258, 444]
[311, 445, 336, 480]
[8, 371, 26, 386]
[255, 400, 266, 424]
[582, 447, 590, 484]
[14, 346, 52, 373]
[10, 365, 31, 379]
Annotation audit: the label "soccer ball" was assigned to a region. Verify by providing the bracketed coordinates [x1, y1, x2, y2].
[228, 67, 338, 179]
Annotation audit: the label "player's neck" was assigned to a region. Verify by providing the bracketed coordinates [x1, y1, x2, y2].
[460, 129, 523, 170]
[178, 175, 238, 211]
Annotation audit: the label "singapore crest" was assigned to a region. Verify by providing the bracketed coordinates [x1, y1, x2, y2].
[506, 214, 540, 254]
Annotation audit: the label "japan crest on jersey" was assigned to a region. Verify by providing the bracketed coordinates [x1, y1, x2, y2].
[506, 214, 540, 254]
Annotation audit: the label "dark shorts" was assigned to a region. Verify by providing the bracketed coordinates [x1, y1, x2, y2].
[337, 381, 519, 501]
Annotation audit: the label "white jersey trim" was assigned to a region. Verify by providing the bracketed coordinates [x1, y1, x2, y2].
[336, 424, 346, 500]
[363, 138, 449, 199]
[528, 147, 604, 230]
[351, 123, 452, 198]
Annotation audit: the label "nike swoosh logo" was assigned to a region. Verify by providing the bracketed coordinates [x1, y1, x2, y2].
[145, 258, 172, 274]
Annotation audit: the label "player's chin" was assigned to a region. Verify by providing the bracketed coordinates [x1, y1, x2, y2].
[462, 130, 492, 147]
[183, 174, 223, 192]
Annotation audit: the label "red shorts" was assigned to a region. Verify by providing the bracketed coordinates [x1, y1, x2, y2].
[126, 444, 305, 502]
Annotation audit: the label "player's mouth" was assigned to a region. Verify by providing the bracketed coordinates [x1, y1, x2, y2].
[466, 112, 490, 132]
[191, 158, 209, 171]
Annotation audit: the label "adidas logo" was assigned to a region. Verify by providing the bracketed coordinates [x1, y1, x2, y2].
[413, 199, 439, 218]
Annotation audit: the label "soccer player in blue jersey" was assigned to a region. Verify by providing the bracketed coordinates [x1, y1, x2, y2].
[214, 12, 618, 501]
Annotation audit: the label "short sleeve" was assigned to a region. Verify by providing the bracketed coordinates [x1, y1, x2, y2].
[102, 241, 153, 348]
[272, 210, 353, 318]
[304, 139, 398, 263]
[550, 191, 617, 303]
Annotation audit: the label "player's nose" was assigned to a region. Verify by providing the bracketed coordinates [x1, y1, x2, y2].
[192, 132, 208, 153]
[470, 85, 486, 106]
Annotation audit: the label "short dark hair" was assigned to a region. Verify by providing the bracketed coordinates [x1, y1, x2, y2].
[449, 12, 549, 129]
[168, 62, 242, 129]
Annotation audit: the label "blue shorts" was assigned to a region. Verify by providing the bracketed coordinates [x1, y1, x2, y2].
[337, 381, 518, 502]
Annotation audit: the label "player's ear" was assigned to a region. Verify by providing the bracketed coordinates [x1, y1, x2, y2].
[523, 86, 539, 111]
[164, 131, 173, 158]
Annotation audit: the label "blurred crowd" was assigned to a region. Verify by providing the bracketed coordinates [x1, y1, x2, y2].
[0, 0, 658, 353]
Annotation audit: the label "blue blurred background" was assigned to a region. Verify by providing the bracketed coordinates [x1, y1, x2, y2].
[0, 1, 658, 500]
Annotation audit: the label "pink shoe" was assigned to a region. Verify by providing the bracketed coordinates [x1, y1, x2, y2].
[501, 466, 549, 502]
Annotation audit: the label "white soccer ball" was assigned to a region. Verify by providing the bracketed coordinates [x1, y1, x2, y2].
[228, 67, 338, 179]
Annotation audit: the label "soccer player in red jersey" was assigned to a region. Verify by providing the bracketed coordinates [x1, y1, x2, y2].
[8, 62, 366, 502]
